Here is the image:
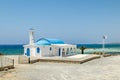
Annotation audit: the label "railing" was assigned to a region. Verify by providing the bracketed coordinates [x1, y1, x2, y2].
[0, 56, 14, 70]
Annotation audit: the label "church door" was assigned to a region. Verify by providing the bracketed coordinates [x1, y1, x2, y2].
[59, 48, 61, 56]
[26, 48, 30, 56]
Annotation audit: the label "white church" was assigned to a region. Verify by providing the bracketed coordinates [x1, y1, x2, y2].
[23, 29, 77, 57]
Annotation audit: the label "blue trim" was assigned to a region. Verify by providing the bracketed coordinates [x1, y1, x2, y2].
[37, 48, 40, 53]
[59, 48, 61, 56]
[36, 38, 51, 43]
[50, 47, 52, 51]
[26, 48, 30, 56]
[35, 38, 64, 45]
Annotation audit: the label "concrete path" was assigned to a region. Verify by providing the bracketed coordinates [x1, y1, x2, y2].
[1, 55, 120, 80]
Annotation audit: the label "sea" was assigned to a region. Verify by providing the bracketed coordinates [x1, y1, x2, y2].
[0, 45, 23, 55]
[77, 44, 120, 54]
[0, 44, 120, 55]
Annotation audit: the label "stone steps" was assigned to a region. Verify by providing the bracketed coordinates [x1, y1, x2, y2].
[29, 55, 101, 64]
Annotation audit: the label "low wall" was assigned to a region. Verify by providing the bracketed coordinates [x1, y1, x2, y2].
[18, 56, 30, 64]
[38, 59, 80, 64]
[0, 65, 14, 71]
[18, 56, 40, 64]
[18, 55, 101, 64]
[80, 55, 101, 64]
[0, 56, 14, 71]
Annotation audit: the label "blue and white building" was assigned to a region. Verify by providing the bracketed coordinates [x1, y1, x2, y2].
[23, 29, 77, 57]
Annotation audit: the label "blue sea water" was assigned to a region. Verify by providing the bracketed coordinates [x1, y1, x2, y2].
[0, 45, 24, 55]
[77, 44, 120, 54]
[0, 44, 120, 55]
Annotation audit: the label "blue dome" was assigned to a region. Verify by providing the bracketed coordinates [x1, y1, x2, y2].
[35, 40, 51, 45]
[35, 38, 64, 45]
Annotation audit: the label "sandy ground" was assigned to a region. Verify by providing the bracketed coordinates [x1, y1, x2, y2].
[1, 55, 120, 80]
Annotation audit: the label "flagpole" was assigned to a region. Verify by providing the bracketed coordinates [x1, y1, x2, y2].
[102, 35, 107, 57]
[102, 36, 105, 56]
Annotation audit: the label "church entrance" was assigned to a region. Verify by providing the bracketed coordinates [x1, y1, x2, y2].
[59, 48, 61, 56]
[62, 48, 65, 57]
[26, 48, 30, 56]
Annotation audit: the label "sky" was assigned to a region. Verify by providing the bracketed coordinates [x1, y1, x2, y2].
[0, 0, 120, 44]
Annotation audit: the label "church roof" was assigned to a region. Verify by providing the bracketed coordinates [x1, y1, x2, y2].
[35, 38, 64, 45]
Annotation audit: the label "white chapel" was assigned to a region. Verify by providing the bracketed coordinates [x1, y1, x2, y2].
[23, 29, 77, 57]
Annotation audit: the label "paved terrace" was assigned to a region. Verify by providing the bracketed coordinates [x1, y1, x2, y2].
[30, 54, 101, 64]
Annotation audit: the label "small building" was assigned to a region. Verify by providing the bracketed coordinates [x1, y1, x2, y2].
[23, 29, 77, 57]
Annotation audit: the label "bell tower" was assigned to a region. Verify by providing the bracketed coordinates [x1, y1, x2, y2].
[29, 28, 34, 45]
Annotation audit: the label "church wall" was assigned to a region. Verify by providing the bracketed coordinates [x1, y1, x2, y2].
[23, 45, 36, 56]
[38, 46, 54, 57]
[24, 44, 77, 57]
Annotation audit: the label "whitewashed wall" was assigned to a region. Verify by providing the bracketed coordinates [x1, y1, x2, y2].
[24, 44, 77, 57]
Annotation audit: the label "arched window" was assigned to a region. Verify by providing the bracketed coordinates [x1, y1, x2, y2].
[62, 48, 65, 53]
[62, 48, 65, 57]
[70, 48, 72, 51]
[37, 47, 40, 53]
[59, 48, 61, 56]
[50, 47, 52, 51]
[26, 48, 30, 56]
[66, 48, 69, 54]
[70, 48, 73, 53]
